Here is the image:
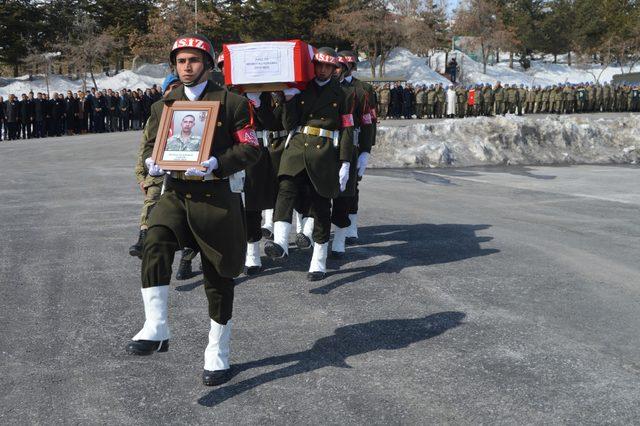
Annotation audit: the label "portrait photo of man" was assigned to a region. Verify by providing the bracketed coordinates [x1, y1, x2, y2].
[166, 113, 201, 152]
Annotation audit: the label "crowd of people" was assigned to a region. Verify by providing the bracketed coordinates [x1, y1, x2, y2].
[0, 86, 163, 140]
[374, 81, 640, 119]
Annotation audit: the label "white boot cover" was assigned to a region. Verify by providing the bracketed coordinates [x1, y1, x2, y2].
[332, 226, 348, 253]
[245, 241, 262, 267]
[204, 319, 232, 371]
[262, 209, 274, 232]
[302, 216, 315, 240]
[346, 214, 358, 238]
[132, 285, 170, 341]
[294, 210, 304, 233]
[273, 221, 291, 255]
[309, 242, 329, 273]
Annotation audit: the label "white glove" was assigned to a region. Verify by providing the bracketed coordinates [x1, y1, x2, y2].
[357, 152, 370, 177]
[283, 88, 301, 101]
[185, 156, 219, 177]
[339, 162, 350, 192]
[246, 92, 262, 108]
[145, 157, 165, 176]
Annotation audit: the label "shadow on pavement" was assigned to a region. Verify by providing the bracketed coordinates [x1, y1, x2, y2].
[309, 223, 499, 295]
[197, 311, 466, 407]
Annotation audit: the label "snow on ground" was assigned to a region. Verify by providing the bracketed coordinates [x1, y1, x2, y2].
[0, 67, 165, 98]
[353, 48, 639, 87]
[371, 114, 640, 168]
[355, 48, 451, 86]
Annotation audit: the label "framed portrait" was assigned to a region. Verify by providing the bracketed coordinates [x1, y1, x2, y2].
[151, 101, 221, 171]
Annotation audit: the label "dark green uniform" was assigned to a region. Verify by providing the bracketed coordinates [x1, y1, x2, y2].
[275, 79, 355, 244]
[140, 82, 260, 323]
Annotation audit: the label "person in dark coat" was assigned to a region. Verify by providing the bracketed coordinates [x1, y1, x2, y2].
[64, 90, 77, 135]
[76, 91, 89, 134]
[0, 96, 5, 140]
[5, 95, 20, 140]
[105, 89, 117, 132]
[118, 89, 131, 131]
[402, 84, 415, 119]
[33, 93, 46, 138]
[19, 94, 30, 139]
[130, 91, 143, 130]
[92, 91, 106, 133]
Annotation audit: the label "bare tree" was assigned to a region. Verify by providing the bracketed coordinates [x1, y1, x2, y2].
[314, 0, 404, 78]
[453, 0, 517, 74]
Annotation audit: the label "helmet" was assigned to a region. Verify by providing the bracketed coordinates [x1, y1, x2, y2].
[312, 47, 340, 68]
[337, 50, 358, 70]
[170, 34, 215, 69]
[161, 73, 180, 94]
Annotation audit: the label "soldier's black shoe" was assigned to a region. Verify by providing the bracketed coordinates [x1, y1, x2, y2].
[295, 232, 312, 249]
[129, 229, 147, 259]
[202, 369, 232, 386]
[345, 237, 358, 246]
[125, 339, 169, 355]
[330, 250, 345, 259]
[307, 271, 326, 281]
[261, 227, 274, 240]
[175, 258, 193, 280]
[245, 265, 263, 276]
[264, 241, 287, 259]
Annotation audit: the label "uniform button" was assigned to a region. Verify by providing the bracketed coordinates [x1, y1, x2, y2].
[185, 193, 192, 199]
[309, 113, 313, 117]
[301, 101, 305, 105]
[304, 143, 308, 147]
[217, 122, 222, 127]
[321, 117, 325, 120]
[205, 194, 211, 198]
[316, 144, 321, 149]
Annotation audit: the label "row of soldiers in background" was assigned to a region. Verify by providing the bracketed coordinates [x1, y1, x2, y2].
[376, 82, 640, 119]
[0, 87, 163, 140]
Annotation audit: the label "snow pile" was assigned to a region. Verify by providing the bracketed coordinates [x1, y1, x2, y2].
[355, 48, 451, 86]
[352, 47, 639, 87]
[134, 63, 171, 78]
[0, 70, 165, 98]
[371, 115, 640, 168]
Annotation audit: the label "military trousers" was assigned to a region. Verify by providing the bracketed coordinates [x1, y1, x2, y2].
[141, 225, 234, 324]
[139, 183, 162, 228]
[274, 171, 332, 244]
[246, 210, 263, 243]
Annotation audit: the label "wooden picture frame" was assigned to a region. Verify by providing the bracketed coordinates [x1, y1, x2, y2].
[151, 101, 221, 171]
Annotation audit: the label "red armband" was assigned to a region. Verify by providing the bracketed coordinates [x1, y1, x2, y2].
[234, 127, 259, 147]
[361, 112, 372, 125]
[341, 113, 354, 128]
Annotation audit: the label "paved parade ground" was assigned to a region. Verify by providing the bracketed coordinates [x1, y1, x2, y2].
[1, 131, 639, 424]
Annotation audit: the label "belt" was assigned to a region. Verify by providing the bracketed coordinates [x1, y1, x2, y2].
[169, 171, 222, 181]
[270, 130, 288, 139]
[296, 126, 337, 139]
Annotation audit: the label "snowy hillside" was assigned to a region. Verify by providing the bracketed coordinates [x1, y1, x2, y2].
[371, 114, 640, 168]
[354, 48, 639, 87]
[0, 65, 166, 98]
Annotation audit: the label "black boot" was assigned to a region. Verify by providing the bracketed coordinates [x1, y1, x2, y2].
[307, 271, 326, 281]
[176, 249, 197, 280]
[202, 369, 232, 386]
[261, 227, 274, 240]
[295, 232, 312, 249]
[125, 339, 169, 355]
[129, 229, 147, 259]
[264, 241, 287, 259]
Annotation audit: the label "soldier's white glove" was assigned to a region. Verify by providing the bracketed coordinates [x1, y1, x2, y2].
[357, 152, 370, 177]
[185, 156, 219, 177]
[145, 157, 165, 176]
[246, 92, 262, 108]
[283, 88, 301, 101]
[339, 162, 350, 192]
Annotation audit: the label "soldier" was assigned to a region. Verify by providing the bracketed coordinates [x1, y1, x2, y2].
[563, 84, 575, 114]
[129, 74, 182, 260]
[415, 85, 426, 119]
[505, 84, 518, 114]
[435, 83, 446, 118]
[330, 50, 375, 255]
[125, 34, 260, 388]
[166, 114, 202, 151]
[455, 85, 467, 118]
[426, 84, 436, 118]
[263, 47, 354, 281]
[525, 85, 536, 114]
[379, 83, 390, 119]
[482, 83, 494, 116]
[494, 82, 505, 116]
[517, 84, 527, 116]
[603, 83, 612, 112]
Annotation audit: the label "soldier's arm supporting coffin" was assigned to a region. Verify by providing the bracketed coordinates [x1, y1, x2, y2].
[223, 40, 315, 92]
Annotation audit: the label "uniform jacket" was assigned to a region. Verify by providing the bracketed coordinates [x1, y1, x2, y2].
[281, 78, 355, 199]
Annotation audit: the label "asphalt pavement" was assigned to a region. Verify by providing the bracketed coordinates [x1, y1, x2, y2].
[1, 131, 639, 424]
